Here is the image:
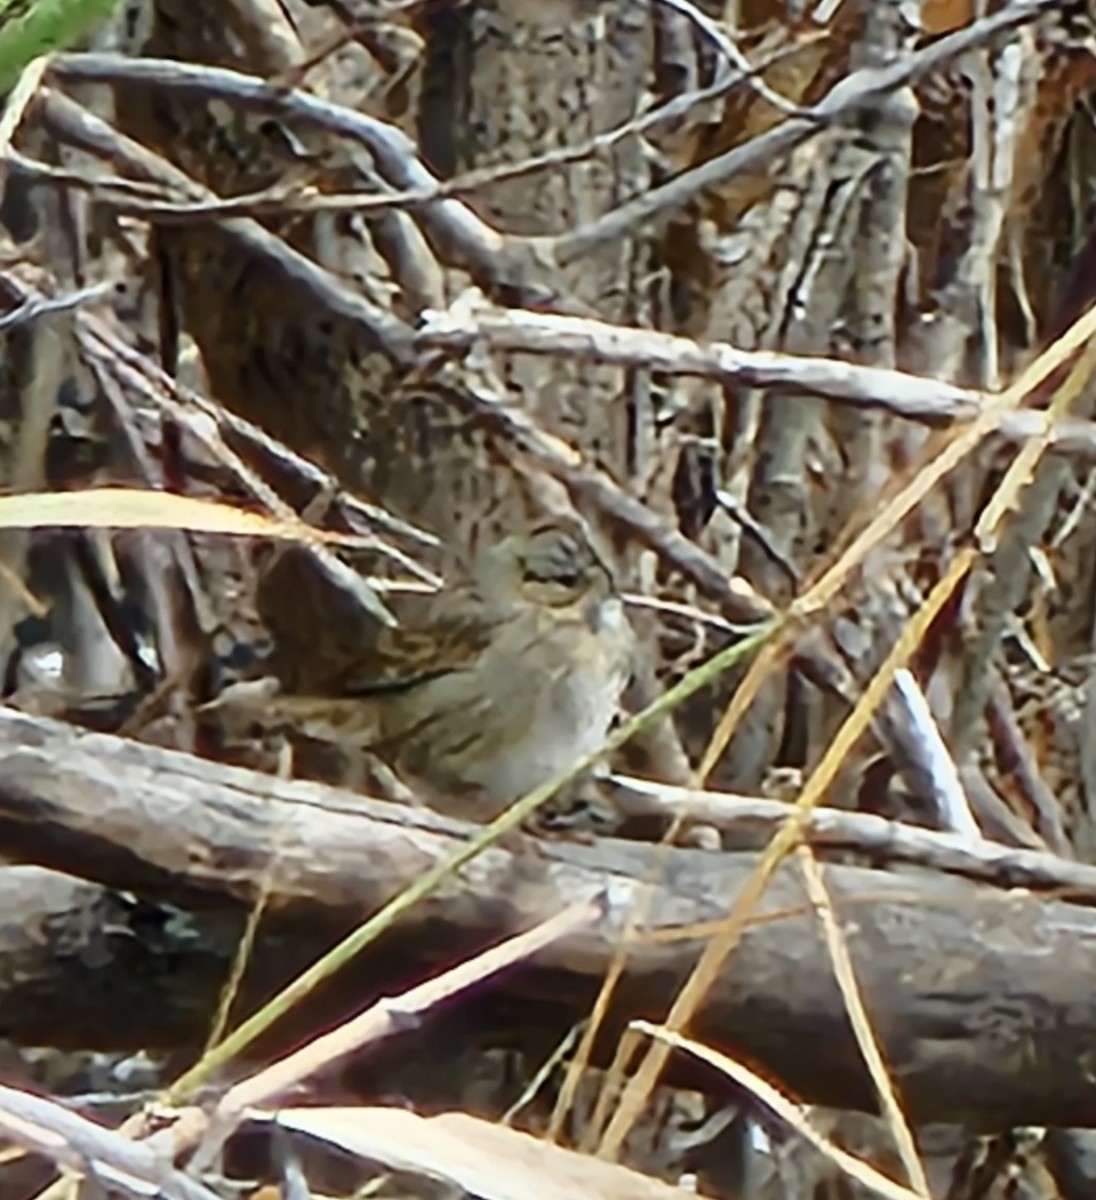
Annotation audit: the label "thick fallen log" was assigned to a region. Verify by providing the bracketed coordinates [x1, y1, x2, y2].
[0, 867, 232, 1049]
[0, 865, 338, 1054]
[0, 705, 1092, 1129]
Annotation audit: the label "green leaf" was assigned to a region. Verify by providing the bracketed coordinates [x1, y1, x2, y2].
[0, 0, 122, 95]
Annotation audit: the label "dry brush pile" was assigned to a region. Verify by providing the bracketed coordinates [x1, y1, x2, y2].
[1, 0, 1096, 1197]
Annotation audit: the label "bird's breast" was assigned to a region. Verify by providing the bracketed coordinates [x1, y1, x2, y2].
[583, 595, 634, 677]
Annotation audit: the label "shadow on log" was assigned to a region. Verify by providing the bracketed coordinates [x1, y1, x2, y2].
[0, 706, 1093, 1129]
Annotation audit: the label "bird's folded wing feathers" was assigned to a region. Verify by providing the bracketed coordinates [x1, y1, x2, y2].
[335, 588, 498, 695]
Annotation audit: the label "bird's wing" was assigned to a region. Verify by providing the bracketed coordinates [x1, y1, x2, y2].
[337, 584, 497, 695]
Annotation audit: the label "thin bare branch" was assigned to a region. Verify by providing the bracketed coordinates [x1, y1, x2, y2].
[610, 774, 1096, 894]
[49, 52, 505, 274]
[556, 0, 1057, 262]
[891, 669, 981, 840]
[38, 88, 414, 355]
[418, 302, 1096, 457]
[0, 54, 49, 163]
[48, 35, 812, 222]
[0, 278, 112, 330]
[0, 1083, 222, 1200]
[413, 375, 775, 622]
[190, 894, 604, 1166]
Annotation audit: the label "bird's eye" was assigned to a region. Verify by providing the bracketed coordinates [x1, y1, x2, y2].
[523, 564, 581, 587]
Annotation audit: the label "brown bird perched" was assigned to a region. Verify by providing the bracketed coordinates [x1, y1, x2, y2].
[220, 518, 635, 823]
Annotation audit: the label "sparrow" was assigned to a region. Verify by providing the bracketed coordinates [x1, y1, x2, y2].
[222, 518, 635, 822]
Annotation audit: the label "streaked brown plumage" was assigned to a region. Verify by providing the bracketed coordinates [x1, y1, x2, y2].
[228, 519, 634, 821]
